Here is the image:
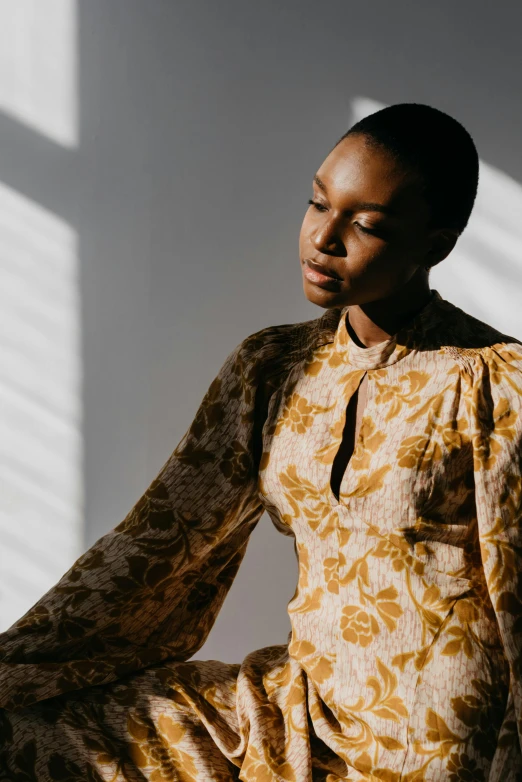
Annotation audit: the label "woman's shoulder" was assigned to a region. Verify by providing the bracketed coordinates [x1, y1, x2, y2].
[430, 296, 522, 374]
[235, 306, 343, 377]
[426, 299, 522, 368]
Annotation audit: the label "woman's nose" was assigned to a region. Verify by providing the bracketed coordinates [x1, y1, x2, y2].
[311, 219, 343, 255]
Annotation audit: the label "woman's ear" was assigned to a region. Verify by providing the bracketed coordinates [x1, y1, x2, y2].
[425, 228, 460, 269]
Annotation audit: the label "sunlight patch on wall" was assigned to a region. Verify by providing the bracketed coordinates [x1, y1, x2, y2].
[0, 0, 77, 147]
[0, 181, 82, 630]
[430, 160, 522, 339]
[350, 97, 522, 340]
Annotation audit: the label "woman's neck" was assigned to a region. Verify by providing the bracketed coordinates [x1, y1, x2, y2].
[346, 273, 433, 348]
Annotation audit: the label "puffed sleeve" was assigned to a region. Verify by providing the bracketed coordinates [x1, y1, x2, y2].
[471, 345, 522, 755]
[0, 333, 276, 711]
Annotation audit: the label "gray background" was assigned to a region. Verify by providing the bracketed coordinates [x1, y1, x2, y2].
[1, 0, 522, 656]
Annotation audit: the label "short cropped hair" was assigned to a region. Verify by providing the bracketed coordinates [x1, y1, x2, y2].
[335, 103, 479, 235]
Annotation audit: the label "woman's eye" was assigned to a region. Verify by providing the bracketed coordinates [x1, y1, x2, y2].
[306, 202, 385, 238]
[307, 199, 327, 212]
[354, 221, 382, 236]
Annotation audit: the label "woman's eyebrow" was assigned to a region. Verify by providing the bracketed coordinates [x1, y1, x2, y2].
[313, 174, 328, 192]
[355, 202, 396, 216]
[313, 175, 396, 217]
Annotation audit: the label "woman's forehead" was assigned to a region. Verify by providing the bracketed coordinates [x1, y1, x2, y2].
[316, 136, 425, 217]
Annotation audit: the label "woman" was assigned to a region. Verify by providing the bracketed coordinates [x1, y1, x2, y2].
[1, 103, 521, 781]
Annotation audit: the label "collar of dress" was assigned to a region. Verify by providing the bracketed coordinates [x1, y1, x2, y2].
[333, 289, 446, 370]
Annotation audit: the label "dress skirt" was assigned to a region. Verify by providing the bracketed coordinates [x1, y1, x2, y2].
[2, 644, 350, 782]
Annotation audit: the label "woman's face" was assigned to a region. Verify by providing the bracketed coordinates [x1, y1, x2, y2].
[299, 133, 442, 309]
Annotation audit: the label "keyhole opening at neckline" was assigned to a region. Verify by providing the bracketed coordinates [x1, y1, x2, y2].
[329, 372, 368, 503]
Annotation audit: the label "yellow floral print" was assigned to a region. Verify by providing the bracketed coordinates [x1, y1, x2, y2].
[2, 291, 522, 780]
[274, 392, 333, 435]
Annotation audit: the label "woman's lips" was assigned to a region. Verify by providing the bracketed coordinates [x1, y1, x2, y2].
[303, 259, 342, 289]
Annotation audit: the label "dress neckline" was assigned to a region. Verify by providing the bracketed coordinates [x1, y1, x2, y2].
[333, 289, 445, 370]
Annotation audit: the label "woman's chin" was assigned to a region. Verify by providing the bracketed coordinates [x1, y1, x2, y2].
[302, 277, 348, 308]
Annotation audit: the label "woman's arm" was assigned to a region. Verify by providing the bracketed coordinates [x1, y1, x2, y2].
[0, 333, 278, 711]
[472, 347, 522, 757]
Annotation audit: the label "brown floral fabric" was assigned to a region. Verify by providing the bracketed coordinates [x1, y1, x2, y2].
[1, 290, 522, 780]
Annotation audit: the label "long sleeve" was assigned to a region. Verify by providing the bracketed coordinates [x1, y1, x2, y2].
[471, 345, 522, 756]
[0, 334, 275, 712]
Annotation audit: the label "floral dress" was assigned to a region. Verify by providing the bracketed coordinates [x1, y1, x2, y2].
[1, 290, 522, 781]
